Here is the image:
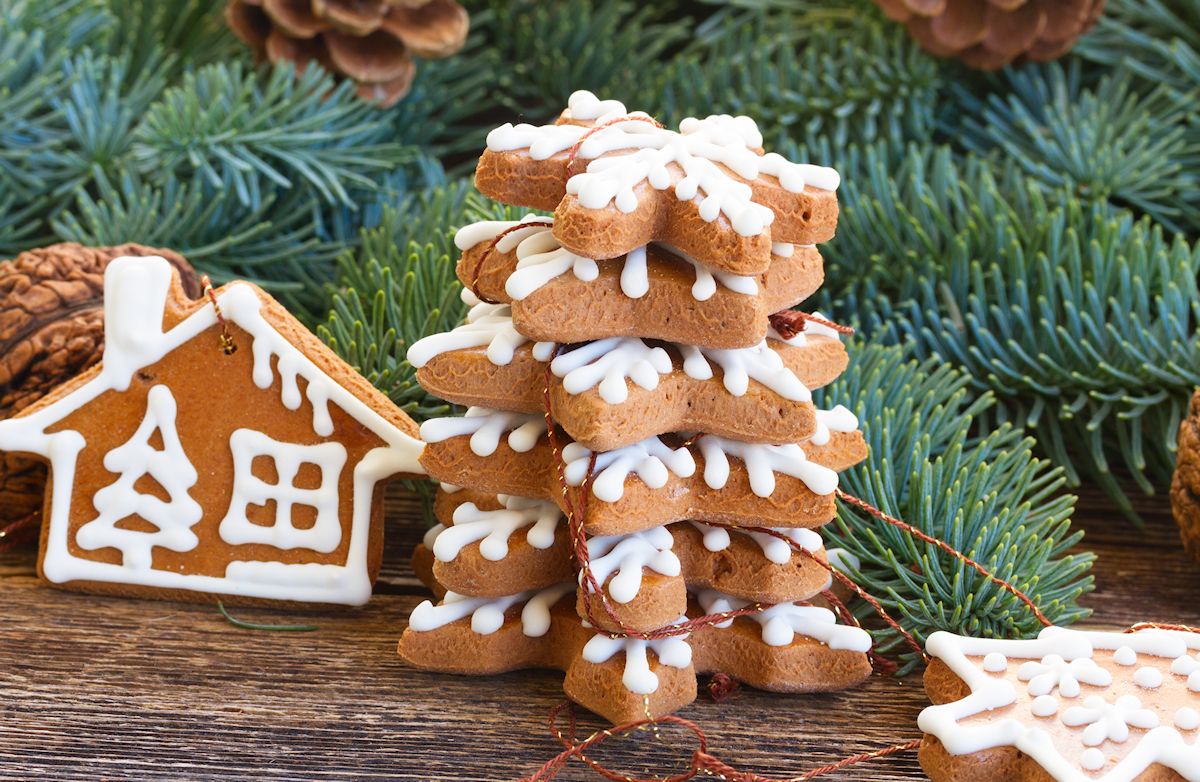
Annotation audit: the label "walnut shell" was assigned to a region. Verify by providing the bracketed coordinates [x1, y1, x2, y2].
[0, 243, 199, 529]
[1172, 388, 1200, 561]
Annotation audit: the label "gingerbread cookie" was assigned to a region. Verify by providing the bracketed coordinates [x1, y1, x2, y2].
[399, 583, 871, 724]
[919, 626, 1200, 781]
[0, 256, 424, 605]
[408, 302, 848, 451]
[476, 91, 839, 274]
[419, 407, 867, 535]
[454, 217, 823, 348]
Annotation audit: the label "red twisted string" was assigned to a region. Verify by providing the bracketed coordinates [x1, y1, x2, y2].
[768, 310, 855, 341]
[565, 115, 665, 168]
[835, 489, 1053, 629]
[819, 588, 898, 676]
[1126, 622, 1200, 634]
[518, 700, 920, 782]
[0, 513, 38, 553]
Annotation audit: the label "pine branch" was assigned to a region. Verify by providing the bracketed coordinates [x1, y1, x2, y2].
[319, 182, 527, 419]
[483, 0, 693, 122]
[828, 143, 1200, 519]
[819, 341, 1093, 672]
[1076, 0, 1200, 96]
[950, 60, 1200, 235]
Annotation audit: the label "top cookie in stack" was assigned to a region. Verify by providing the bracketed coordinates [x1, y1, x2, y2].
[399, 91, 872, 723]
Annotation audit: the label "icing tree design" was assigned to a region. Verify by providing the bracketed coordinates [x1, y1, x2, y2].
[407, 301, 557, 368]
[697, 590, 872, 650]
[1018, 654, 1114, 698]
[582, 627, 693, 695]
[919, 626, 1200, 782]
[0, 256, 424, 605]
[487, 91, 840, 237]
[75, 385, 203, 570]
[433, 496, 561, 563]
[420, 407, 547, 457]
[456, 217, 762, 302]
[409, 582, 575, 637]
[582, 526, 680, 604]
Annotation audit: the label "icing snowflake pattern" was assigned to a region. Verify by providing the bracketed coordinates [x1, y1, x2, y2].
[582, 626, 693, 695]
[563, 436, 697, 502]
[432, 496, 562, 563]
[919, 626, 1200, 782]
[1018, 654, 1114, 698]
[582, 526, 680, 604]
[487, 90, 840, 237]
[696, 590, 872, 651]
[406, 302, 556, 368]
[408, 582, 574, 638]
[1061, 695, 1160, 746]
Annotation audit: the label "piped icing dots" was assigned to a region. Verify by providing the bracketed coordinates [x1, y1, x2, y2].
[982, 653, 1008, 673]
[1113, 645, 1138, 666]
[920, 626, 1200, 782]
[1134, 666, 1163, 689]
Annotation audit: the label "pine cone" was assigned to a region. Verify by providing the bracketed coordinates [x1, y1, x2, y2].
[0, 243, 199, 532]
[225, 0, 469, 108]
[1173, 388, 1200, 562]
[873, 0, 1106, 70]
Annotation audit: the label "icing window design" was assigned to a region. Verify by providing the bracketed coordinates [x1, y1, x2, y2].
[219, 429, 347, 553]
[75, 385, 203, 570]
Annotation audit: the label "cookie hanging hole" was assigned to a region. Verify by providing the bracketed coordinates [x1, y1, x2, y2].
[201, 275, 238, 355]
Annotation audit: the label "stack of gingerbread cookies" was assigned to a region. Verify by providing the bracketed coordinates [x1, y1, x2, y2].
[398, 91, 875, 722]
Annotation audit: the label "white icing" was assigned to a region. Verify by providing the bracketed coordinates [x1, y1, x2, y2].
[487, 92, 839, 238]
[452, 214, 552, 252]
[423, 523, 444, 549]
[420, 407, 546, 457]
[566, 89, 628, 122]
[1135, 667, 1163, 689]
[218, 429, 347, 553]
[688, 521, 821, 565]
[407, 302, 556, 368]
[1018, 654, 1114, 699]
[811, 405, 859, 446]
[1114, 646, 1138, 666]
[582, 526, 679, 604]
[581, 627, 692, 695]
[919, 627, 1200, 782]
[1175, 708, 1200, 731]
[1172, 655, 1200, 676]
[696, 435, 839, 497]
[75, 385, 202, 569]
[696, 590, 871, 651]
[0, 257, 423, 605]
[984, 653, 1009, 673]
[551, 339, 672, 404]
[825, 547, 861, 574]
[679, 340, 810, 401]
[771, 242, 794, 258]
[563, 436, 696, 502]
[433, 496, 561, 562]
[1191, 671, 1200, 693]
[1061, 695, 1159, 746]
[1032, 695, 1060, 718]
[408, 582, 574, 638]
[492, 219, 757, 303]
[1080, 748, 1105, 771]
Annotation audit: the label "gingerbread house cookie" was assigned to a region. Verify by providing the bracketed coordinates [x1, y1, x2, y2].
[0, 256, 424, 605]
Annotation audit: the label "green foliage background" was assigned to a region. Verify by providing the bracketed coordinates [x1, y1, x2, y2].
[7, 0, 1200, 647]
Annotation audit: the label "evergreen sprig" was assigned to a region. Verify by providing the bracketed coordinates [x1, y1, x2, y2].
[819, 342, 1093, 671]
[950, 61, 1200, 234]
[828, 143, 1200, 517]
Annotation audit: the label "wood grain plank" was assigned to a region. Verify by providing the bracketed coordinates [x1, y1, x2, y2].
[0, 483, 1194, 781]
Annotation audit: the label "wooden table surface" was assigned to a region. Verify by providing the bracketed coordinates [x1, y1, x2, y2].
[3, 485, 1198, 781]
